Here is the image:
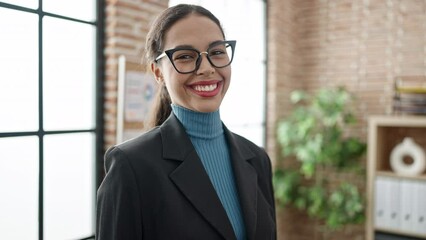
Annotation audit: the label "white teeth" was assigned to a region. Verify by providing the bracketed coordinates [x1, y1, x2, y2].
[194, 83, 217, 92]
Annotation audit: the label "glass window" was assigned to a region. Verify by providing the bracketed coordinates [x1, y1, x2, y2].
[43, 133, 95, 240]
[0, 136, 39, 240]
[0, 8, 38, 132]
[0, 0, 38, 9]
[43, 0, 96, 22]
[0, 1, 100, 239]
[43, 16, 96, 131]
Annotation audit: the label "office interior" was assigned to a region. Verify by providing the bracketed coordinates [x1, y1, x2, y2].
[1, 0, 426, 239]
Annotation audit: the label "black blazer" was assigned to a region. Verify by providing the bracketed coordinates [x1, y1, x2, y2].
[96, 113, 276, 240]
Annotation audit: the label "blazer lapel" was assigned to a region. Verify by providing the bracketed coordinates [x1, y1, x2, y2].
[160, 114, 236, 240]
[224, 127, 258, 240]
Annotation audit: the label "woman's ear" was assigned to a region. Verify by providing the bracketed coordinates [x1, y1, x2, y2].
[151, 63, 164, 84]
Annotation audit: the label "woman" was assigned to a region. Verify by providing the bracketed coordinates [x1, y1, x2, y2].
[96, 4, 276, 240]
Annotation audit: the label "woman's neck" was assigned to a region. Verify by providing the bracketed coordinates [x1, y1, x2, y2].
[171, 104, 223, 139]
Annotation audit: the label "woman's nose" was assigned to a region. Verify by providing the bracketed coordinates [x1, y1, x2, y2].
[196, 53, 215, 75]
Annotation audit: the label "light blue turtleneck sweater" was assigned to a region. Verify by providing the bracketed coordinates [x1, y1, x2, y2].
[171, 104, 247, 240]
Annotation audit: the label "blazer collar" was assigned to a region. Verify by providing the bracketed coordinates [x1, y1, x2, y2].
[160, 113, 258, 240]
[224, 125, 258, 240]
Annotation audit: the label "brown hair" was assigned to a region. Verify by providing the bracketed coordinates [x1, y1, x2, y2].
[143, 4, 225, 130]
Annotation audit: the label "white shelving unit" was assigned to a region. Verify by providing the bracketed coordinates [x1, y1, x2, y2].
[367, 115, 426, 240]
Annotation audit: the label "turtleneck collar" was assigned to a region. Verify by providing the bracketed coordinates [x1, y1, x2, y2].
[171, 104, 223, 139]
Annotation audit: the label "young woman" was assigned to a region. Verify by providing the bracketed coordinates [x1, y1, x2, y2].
[96, 4, 276, 240]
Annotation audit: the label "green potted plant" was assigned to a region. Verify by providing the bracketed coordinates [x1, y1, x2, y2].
[273, 87, 366, 229]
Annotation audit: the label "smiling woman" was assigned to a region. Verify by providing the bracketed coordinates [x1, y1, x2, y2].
[96, 4, 276, 240]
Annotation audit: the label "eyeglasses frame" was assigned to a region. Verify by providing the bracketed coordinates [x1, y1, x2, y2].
[154, 40, 236, 74]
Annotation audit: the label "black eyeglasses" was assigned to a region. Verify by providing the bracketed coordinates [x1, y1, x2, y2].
[155, 40, 236, 74]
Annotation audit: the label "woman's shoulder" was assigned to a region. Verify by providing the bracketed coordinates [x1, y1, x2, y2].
[105, 126, 162, 161]
[117, 126, 161, 151]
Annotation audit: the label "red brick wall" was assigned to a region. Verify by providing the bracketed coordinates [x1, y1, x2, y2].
[103, 0, 168, 149]
[267, 0, 426, 239]
[266, 0, 300, 163]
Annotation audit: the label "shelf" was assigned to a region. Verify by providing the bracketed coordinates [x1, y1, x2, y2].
[370, 119, 426, 173]
[369, 115, 426, 127]
[376, 171, 426, 181]
[366, 115, 426, 240]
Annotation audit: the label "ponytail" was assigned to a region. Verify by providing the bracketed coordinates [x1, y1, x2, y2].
[144, 84, 171, 130]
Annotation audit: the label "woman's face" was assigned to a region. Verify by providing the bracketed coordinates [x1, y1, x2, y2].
[152, 14, 231, 113]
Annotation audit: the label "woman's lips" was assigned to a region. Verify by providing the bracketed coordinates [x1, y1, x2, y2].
[188, 80, 222, 97]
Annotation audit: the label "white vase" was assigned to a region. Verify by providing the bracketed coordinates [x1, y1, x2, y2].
[390, 137, 426, 176]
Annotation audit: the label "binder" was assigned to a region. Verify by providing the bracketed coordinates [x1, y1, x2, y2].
[413, 181, 426, 235]
[399, 179, 414, 233]
[387, 178, 400, 229]
[375, 176, 389, 229]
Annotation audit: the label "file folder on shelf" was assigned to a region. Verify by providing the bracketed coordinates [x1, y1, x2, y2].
[387, 178, 400, 229]
[375, 176, 388, 229]
[413, 181, 426, 235]
[399, 179, 414, 233]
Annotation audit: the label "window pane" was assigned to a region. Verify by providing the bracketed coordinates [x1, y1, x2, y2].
[226, 125, 264, 147]
[44, 133, 95, 240]
[0, 136, 39, 240]
[0, 8, 38, 132]
[43, 0, 95, 22]
[43, 17, 96, 131]
[221, 0, 266, 147]
[0, 0, 38, 9]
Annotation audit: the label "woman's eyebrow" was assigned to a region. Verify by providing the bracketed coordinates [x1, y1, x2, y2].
[171, 40, 225, 50]
[172, 44, 194, 50]
[208, 40, 224, 46]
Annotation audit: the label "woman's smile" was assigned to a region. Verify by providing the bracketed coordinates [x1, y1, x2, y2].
[187, 80, 223, 97]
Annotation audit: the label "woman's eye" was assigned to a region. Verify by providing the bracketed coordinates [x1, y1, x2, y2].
[174, 50, 197, 61]
[210, 50, 226, 56]
[175, 54, 193, 60]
